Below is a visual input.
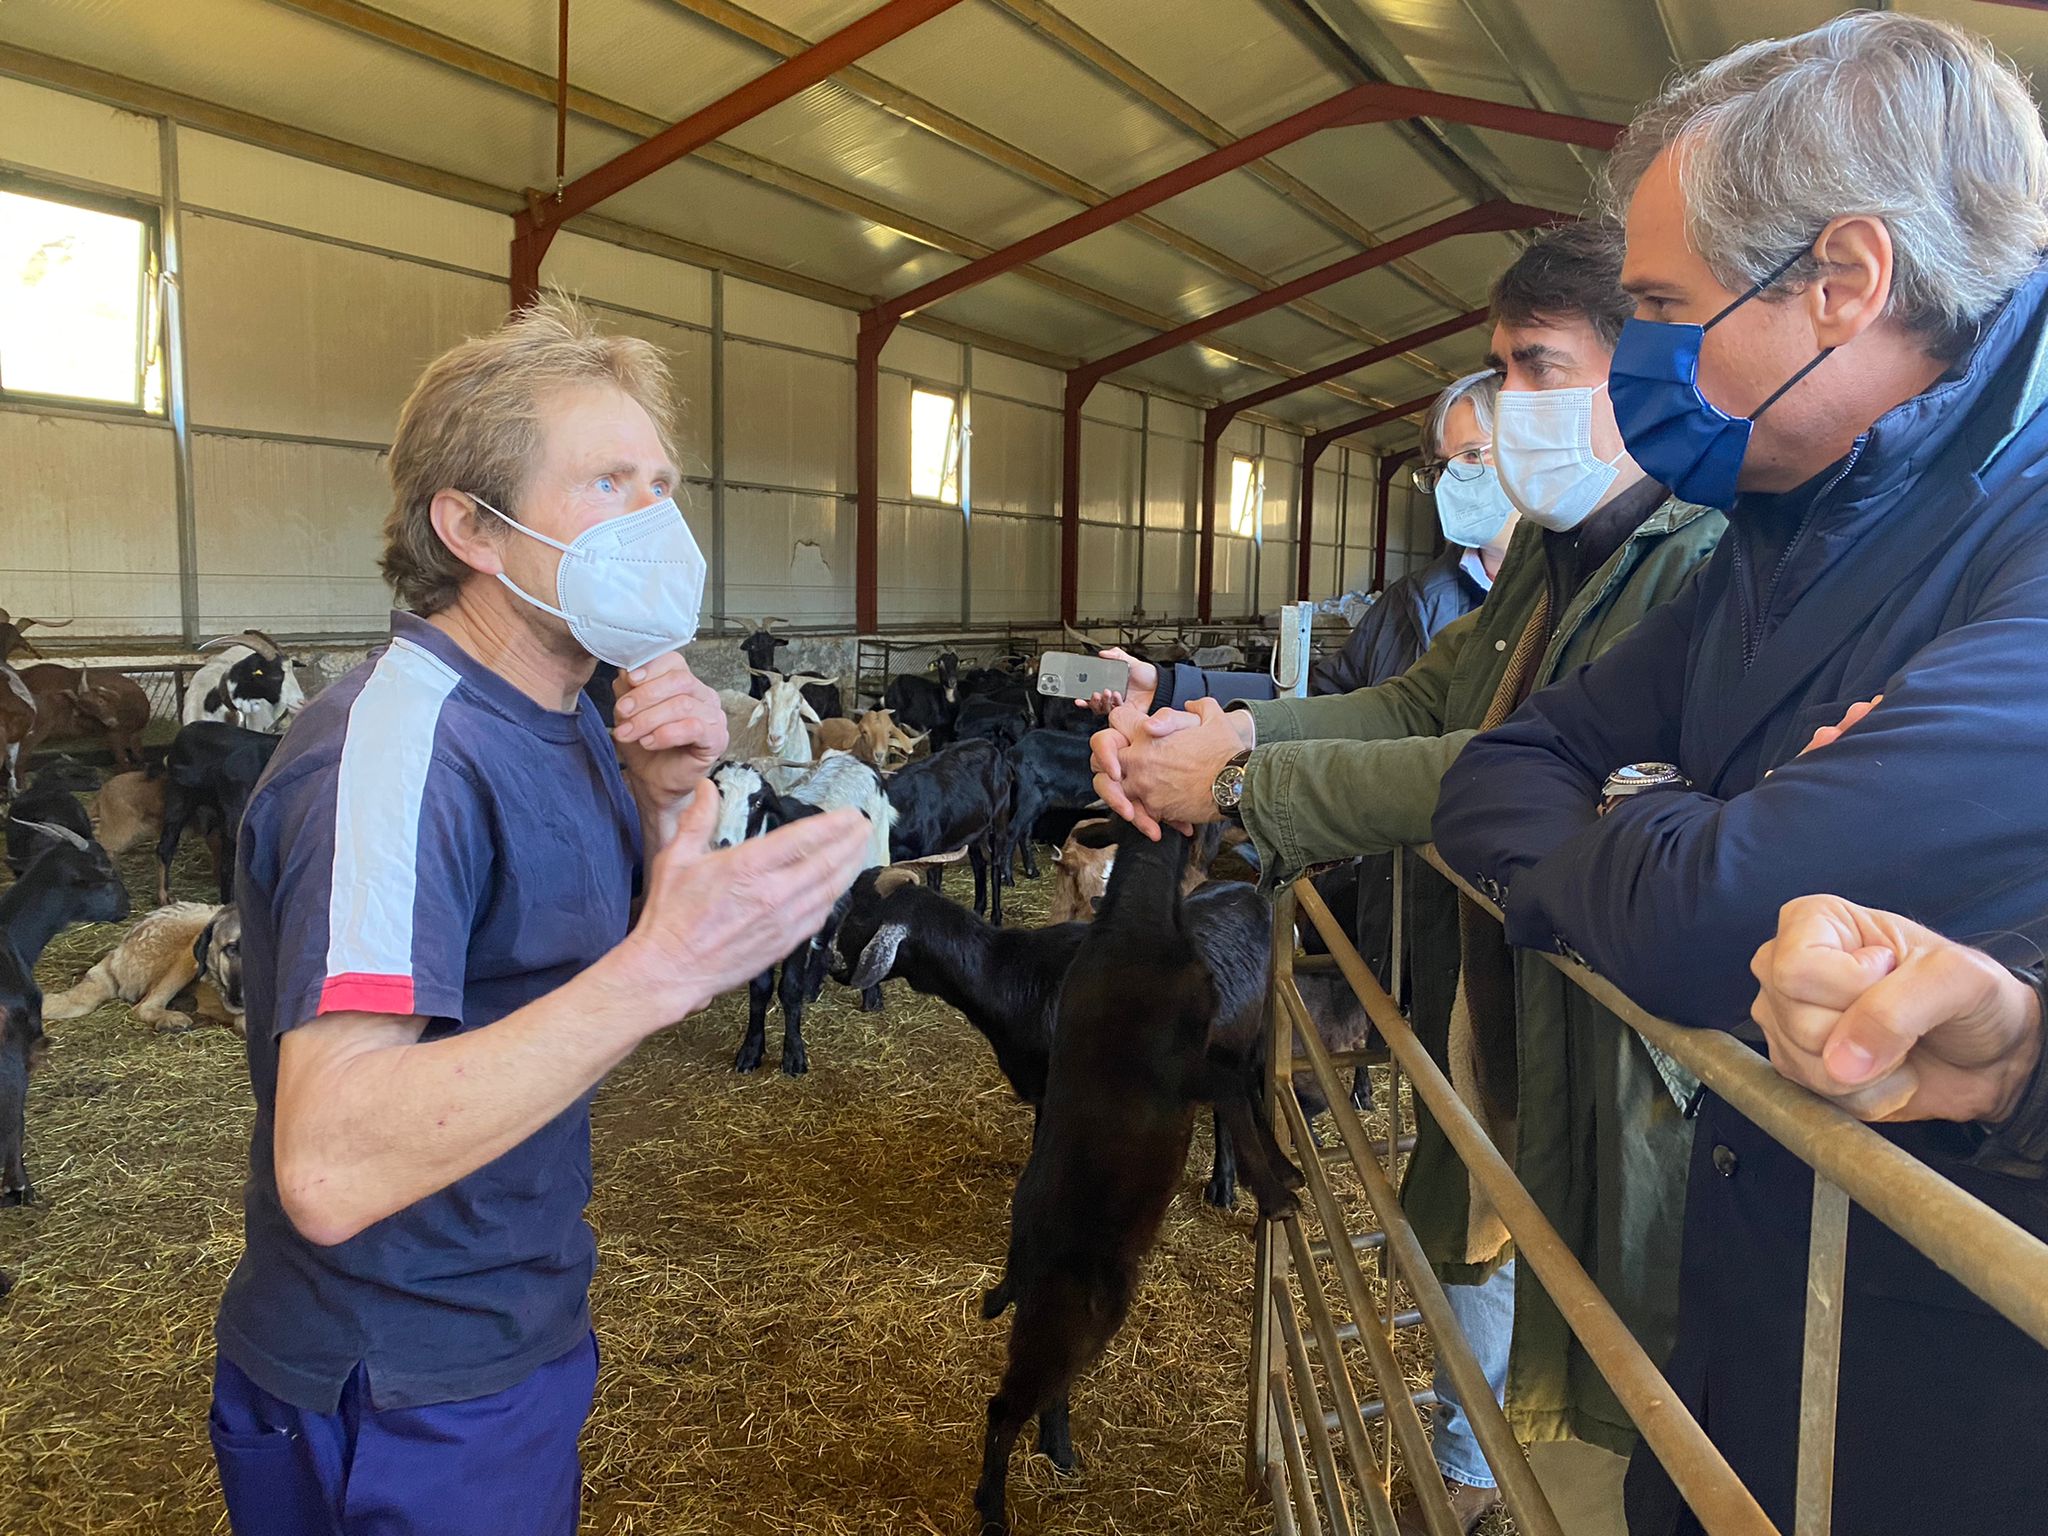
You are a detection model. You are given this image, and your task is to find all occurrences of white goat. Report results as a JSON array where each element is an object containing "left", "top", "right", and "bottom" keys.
[{"left": 725, "top": 670, "right": 828, "bottom": 766}]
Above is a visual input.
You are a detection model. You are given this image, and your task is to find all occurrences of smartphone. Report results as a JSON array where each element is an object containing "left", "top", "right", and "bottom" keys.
[{"left": 1037, "top": 650, "right": 1130, "bottom": 699}]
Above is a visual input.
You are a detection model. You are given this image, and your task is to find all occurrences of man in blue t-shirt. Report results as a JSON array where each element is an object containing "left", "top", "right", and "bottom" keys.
[{"left": 209, "top": 296, "right": 871, "bottom": 1536}]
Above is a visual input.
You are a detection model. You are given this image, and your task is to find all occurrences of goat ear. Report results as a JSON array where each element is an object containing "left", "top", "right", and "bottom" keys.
[
  {"left": 799, "top": 700, "right": 821, "bottom": 725},
  {"left": 2, "top": 665, "right": 34, "bottom": 711}
]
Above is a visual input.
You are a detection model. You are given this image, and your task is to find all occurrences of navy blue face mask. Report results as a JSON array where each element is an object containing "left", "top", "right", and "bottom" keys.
[{"left": 1609, "top": 244, "right": 1836, "bottom": 510}]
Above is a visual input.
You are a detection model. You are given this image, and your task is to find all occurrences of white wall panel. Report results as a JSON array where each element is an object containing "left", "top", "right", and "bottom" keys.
[
  {"left": 1075, "top": 523, "right": 1141, "bottom": 621},
  {"left": 879, "top": 502, "right": 963, "bottom": 624},
  {"left": 1142, "top": 529, "right": 1195, "bottom": 617},
  {"left": 881, "top": 327, "right": 960, "bottom": 386},
  {"left": 0, "top": 78, "right": 159, "bottom": 196},
  {"left": 1079, "top": 419, "right": 1138, "bottom": 526},
  {"left": 726, "top": 278, "right": 854, "bottom": 357},
  {"left": 726, "top": 338, "right": 852, "bottom": 493},
  {"left": 0, "top": 412, "right": 179, "bottom": 633},
  {"left": 1088, "top": 384, "right": 1142, "bottom": 430},
  {"left": 972, "top": 394, "right": 1055, "bottom": 517},
  {"left": 177, "top": 129, "right": 505, "bottom": 275},
  {"left": 541, "top": 231, "right": 712, "bottom": 327},
  {"left": 193, "top": 434, "right": 390, "bottom": 633},
  {"left": 1260, "top": 455, "right": 1298, "bottom": 611},
  {"left": 1212, "top": 534, "right": 1256, "bottom": 618},
  {"left": 973, "top": 350, "right": 1061, "bottom": 409},
  {"left": 182, "top": 214, "right": 505, "bottom": 442},
  {"left": 1148, "top": 399, "right": 1200, "bottom": 440},
  {"left": 1145, "top": 428, "right": 1197, "bottom": 532},
  {"left": 723, "top": 487, "right": 854, "bottom": 626},
  {"left": 969, "top": 515, "right": 1056, "bottom": 623}
]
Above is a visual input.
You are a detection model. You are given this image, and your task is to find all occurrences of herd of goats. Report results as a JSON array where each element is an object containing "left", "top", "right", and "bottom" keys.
[{"left": 0, "top": 610, "right": 1370, "bottom": 1535}]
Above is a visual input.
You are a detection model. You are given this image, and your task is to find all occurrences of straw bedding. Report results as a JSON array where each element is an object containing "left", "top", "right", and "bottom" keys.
[{"left": 0, "top": 827, "right": 1459, "bottom": 1534}]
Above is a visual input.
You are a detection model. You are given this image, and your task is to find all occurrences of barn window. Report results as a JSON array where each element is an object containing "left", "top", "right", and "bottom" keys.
[
  {"left": 0, "top": 183, "right": 162, "bottom": 411},
  {"left": 910, "top": 385, "right": 962, "bottom": 504},
  {"left": 1228, "top": 454, "right": 1263, "bottom": 539}
]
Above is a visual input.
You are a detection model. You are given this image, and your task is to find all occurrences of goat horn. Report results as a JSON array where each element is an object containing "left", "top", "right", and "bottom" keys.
[
  {"left": 238, "top": 629, "right": 285, "bottom": 658},
  {"left": 9, "top": 817, "right": 92, "bottom": 852},
  {"left": 21, "top": 616, "right": 71, "bottom": 631}
]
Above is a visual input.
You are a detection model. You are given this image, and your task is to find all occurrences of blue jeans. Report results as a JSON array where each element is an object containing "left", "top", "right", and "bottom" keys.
[
  {"left": 1431, "top": 1260, "right": 1516, "bottom": 1489},
  {"left": 209, "top": 1332, "right": 598, "bottom": 1536}
]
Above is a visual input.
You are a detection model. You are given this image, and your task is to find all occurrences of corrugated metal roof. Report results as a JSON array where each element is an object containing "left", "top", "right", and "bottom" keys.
[{"left": 6, "top": 0, "right": 2044, "bottom": 448}]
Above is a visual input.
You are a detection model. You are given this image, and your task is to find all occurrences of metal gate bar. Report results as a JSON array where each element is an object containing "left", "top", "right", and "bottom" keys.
[{"left": 1254, "top": 843, "right": 2048, "bottom": 1536}]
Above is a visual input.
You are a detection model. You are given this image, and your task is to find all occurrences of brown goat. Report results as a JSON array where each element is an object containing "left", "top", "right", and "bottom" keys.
[
  {"left": 20, "top": 665, "right": 151, "bottom": 768},
  {"left": 1046, "top": 818, "right": 1218, "bottom": 924},
  {"left": 95, "top": 771, "right": 167, "bottom": 855}
]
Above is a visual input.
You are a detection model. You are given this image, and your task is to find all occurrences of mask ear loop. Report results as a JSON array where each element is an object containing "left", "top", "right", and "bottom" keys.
[
  {"left": 1694, "top": 242, "right": 1834, "bottom": 422},
  {"left": 466, "top": 492, "right": 580, "bottom": 621}
]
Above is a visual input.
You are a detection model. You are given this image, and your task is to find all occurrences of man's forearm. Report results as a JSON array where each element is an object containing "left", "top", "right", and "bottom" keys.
[{"left": 276, "top": 947, "right": 666, "bottom": 1246}]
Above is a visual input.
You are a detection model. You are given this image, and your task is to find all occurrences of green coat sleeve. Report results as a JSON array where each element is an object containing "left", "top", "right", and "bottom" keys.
[
  {"left": 1244, "top": 608, "right": 1477, "bottom": 745},
  {"left": 1236, "top": 612, "right": 1481, "bottom": 890}
]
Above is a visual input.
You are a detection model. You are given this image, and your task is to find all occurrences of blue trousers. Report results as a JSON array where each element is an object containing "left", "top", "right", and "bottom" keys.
[
  {"left": 210, "top": 1333, "right": 598, "bottom": 1536},
  {"left": 1431, "top": 1261, "right": 1516, "bottom": 1489}
]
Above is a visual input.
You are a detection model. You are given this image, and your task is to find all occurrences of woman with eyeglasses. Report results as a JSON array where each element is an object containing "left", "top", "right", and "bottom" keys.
[{"left": 1306, "top": 369, "right": 1515, "bottom": 697}]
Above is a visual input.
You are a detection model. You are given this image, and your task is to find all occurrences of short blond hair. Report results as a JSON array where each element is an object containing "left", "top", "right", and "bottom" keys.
[{"left": 381, "top": 292, "right": 677, "bottom": 615}]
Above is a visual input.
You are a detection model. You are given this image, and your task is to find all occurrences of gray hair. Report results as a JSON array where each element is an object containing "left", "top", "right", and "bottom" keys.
[
  {"left": 1419, "top": 369, "right": 1502, "bottom": 461},
  {"left": 1604, "top": 12, "right": 2048, "bottom": 356}
]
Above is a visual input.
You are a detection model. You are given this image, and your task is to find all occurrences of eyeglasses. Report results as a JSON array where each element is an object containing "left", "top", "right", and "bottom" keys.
[{"left": 1411, "top": 451, "right": 1491, "bottom": 494}]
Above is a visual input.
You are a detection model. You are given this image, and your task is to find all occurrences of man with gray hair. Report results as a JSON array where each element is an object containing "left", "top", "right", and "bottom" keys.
[{"left": 1434, "top": 14, "right": 2048, "bottom": 1532}]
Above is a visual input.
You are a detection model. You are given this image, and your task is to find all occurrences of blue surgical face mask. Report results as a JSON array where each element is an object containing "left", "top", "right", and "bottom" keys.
[
  {"left": 1433, "top": 463, "right": 1516, "bottom": 548},
  {"left": 1609, "top": 244, "right": 1835, "bottom": 510}
]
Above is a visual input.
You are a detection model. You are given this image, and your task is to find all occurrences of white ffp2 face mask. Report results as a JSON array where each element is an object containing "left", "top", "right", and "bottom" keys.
[
  {"left": 470, "top": 493, "right": 707, "bottom": 670},
  {"left": 1493, "top": 384, "right": 1632, "bottom": 532},
  {"left": 1432, "top": 464, "right": 1516, "bottom": 549}
]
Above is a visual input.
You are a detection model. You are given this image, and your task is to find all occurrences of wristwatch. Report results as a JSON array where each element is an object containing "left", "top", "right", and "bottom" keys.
[
  {"left": 1212, "top": 749, "right": 1252, "bottom": 823},
  {"left": 1598, "top": 762, "right": 1692, "bottom": 817}
]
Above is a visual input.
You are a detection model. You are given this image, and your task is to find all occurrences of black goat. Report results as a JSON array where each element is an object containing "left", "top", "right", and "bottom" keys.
[
  {"left": 156, "top": 722, "right": 282, "bottom": 906},
  {"left": 740, "top": 628, "right": 789, "bottom": 698},
  {"left": 971, "top": 825, "right": 1299, "bottom": 1536},
  {"left": 830, "top": 854, "right": 1302, "bottom": 1211},
  {"left": 956, "top": 693, "right": 1033, "bottom": 753},
  {"left": 6, "top": 758, "right": 97, "bottom": 875},
  {"left": 884, "top": 649, "right": 961, "bottom": 747},
  {"left": 885, "top": 738, "right": 1010, "bottom": 927},
  {"left": 1004, "top": 730, "right": 1097, "bottom": 880},
  {"left": 1032, "top": 694, "right": 1098, "bottom": 735},
  {"left": 1, "top": 826, "right": 131, "bottom": 1218}
]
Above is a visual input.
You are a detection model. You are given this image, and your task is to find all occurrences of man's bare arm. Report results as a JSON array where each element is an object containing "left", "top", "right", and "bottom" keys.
[{"left": 274, "top": 788, "right": 871, "bottom": 1245}]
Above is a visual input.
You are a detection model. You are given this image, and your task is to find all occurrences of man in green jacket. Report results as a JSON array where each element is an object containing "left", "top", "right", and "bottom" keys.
[{"left": 1093, "top": 221, "right": 1724, "bottom": 1531}]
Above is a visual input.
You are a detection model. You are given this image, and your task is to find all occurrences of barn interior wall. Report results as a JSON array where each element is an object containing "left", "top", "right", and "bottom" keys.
[{"left": 5, "top": 74, "right": 1357, "bottom": 646}]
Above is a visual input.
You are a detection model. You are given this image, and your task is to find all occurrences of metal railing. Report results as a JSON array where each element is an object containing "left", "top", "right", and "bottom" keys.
[{"left": 1249, "top": 846, "right": 2048, "bottom": 1536}]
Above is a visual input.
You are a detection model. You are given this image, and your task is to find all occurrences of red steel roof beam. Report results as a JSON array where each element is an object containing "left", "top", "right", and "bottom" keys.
[
  {"left": 510, "top": 0, "right": 969, "bottom": 308},
  {"left": 870, "top": 86, "right": 1618, "bottom": 332},
  {"left": 1075, "top": 201, "right": 1560, "bottom": 398}
]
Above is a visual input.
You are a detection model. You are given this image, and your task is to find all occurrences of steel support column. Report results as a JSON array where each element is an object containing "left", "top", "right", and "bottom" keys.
[
  {"left": 855, "top": 315, "right": 888, "bottom": 633},
  {"left": 1197, "top": 412, "right": 1228, "bottom": 622},
  {"left": 1059, "top": 374, "right": 1088, "bottom": 626},
  {"left": 509, "top": 0, "right": 968, "bottom": 308},
  {"left": 1297, "top": 436, "right": 1334, "bottom": 602}
]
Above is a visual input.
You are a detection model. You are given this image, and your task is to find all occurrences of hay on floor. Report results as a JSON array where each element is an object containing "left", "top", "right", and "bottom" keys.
[{"left": 0, "top": 827, "right": 1468, "bottom": 1535}]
